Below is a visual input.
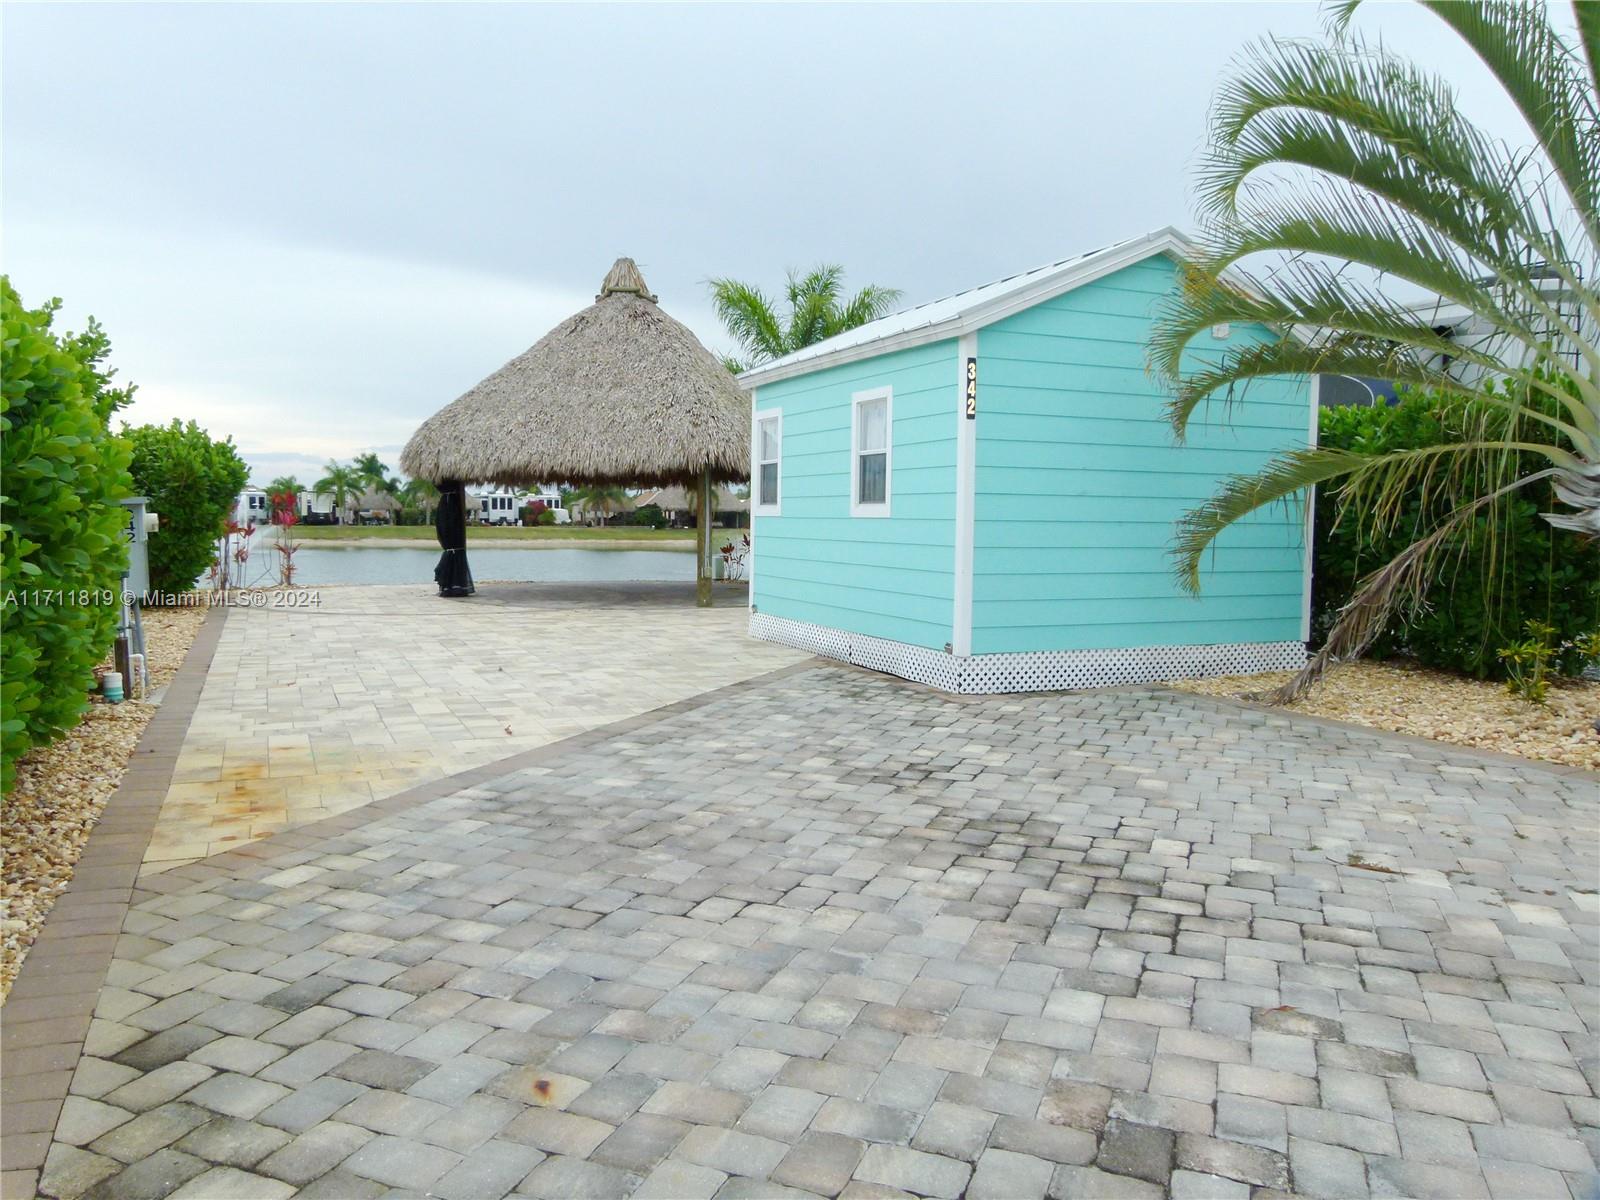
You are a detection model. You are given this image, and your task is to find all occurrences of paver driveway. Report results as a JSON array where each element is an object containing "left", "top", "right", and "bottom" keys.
[
  {"left": 143, "top": 583, "right": 805, "bottom": 871},
  {"left": 38, "top": 663, "right": 1599, "bottom": 1200}
]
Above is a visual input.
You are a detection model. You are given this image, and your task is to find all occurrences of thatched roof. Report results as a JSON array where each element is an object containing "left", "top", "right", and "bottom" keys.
[
  {"left": 637, "top": 485, "right": 749, "bottom": 514},
  {"left": 402, "top": 259, "right": 749, "bottom": 489}
]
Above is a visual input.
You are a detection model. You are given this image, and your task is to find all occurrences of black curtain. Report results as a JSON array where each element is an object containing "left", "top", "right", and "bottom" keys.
[{"left": 434, "top": 481, "right": 475, "bottom": 597}]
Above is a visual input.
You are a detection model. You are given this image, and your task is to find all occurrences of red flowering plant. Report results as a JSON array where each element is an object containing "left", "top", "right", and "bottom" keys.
[
  {"left": 270, "top": 491, "right": 301, "bottom": 587},
  {"left": 214, "top": 518, "right": 255, "bottom": 594},
  {"left": 719, "top": 531, "right": 751, "bottom": 581}
]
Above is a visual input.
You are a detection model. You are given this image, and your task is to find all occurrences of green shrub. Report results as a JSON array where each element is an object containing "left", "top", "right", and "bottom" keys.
[
  {"left": 536, "top": 508, "right": 557, "bottom": 526},
  {"left": 632, "top": 503, "right": 666, "bottom": 529},
  {"left": 1314, "top": 387, "right": 1599, "bottom": 679},
  {"left": 1, "top": 279, "right": 134, "bottom": 792},
  {"left": 124, "top": 420, "right": 249, "bottom": 594}
]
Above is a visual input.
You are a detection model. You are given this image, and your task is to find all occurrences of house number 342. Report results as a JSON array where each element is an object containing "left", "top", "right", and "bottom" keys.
[{"left": 965, "top": 357, "right": 977, "bottom": 419}]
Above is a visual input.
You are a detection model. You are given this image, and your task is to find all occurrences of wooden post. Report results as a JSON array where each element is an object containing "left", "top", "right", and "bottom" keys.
[{"left": 696, "top": 469, "right": 713, "bottom": 608}]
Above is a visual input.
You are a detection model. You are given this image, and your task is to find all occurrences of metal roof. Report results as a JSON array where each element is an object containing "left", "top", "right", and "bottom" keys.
[{"left": 736, "top": 226, "right": 1199, "bottom": 389}]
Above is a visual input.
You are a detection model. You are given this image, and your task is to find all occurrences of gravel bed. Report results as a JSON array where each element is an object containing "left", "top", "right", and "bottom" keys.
[
  {"left": 1, "top": 604, "right": 207, "bottom": 1002},
  {"left": 1169, "top": 658, "right": 1600, "bottom": 771}
]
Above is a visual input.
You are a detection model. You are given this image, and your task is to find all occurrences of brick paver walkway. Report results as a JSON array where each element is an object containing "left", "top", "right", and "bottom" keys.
[
  {"left": 143, "top": 583, "right": 806, "bottom": 871},
  {"left": 33, "top": 664, "right": 1600, "bottom": 1200}
]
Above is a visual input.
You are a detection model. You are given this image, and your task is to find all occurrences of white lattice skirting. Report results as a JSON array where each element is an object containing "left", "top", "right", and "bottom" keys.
[{"left": 750, "top": 612, "right": 1306, "bottom": 695}]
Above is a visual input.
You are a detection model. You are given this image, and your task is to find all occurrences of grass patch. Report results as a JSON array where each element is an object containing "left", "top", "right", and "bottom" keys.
[{"left": 294, "top": 525, "right": 696, "bottom": 543}]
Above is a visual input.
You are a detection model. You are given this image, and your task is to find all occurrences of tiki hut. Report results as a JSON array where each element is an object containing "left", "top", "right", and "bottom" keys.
[{"left": 401, "top": 258, "right": 749, "bottom": 605}]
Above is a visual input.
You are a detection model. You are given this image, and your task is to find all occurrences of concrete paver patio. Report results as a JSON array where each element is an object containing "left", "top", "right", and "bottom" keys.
[
  {"left": 26, "top": 658, "right": 1598, "bottom": 1199},
  {"left": 142, "top": 583, "right": 807, "bottom": 871}
]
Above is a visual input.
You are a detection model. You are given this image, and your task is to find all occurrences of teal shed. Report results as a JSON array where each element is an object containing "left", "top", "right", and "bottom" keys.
[{"left": 737, "top": 228, "right": 1314, "bottom": 694}]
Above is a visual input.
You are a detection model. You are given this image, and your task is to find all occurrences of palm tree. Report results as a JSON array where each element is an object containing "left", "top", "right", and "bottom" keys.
[
  {"left": 266, "top": 475, "right": 302, "bottom": 497},
  {"left": 1150, "top": 0, "right": 1598, "bottom": 700},
  {"left": 315, "top": 461, "right": 364, "bottom": 524},
  {"left": 571, "top": 484, "right": 628, "bottom": 525},
  {"left": 352, "top": 452, "right": 391, "bottom": 491},
  {"left": 709, "top": 266, "right": 903, "bottom": 373},
  {"left": 399, "top": 478, "right": 439, "bottom": 524}
]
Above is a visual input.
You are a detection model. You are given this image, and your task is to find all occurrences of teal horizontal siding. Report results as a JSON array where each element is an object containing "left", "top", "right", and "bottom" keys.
[
  {"left": 972, "top": 253, "right": 1309, "bottom": 656},
  {"left": 750, "top": 340, "right": 957, "bottom": 649}
]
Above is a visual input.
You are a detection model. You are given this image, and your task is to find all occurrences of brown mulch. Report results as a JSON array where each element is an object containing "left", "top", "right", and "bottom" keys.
[
  {"left": 1168, "top": 659, "right": 1600, "bottom": 772},
  {"left": 1, "top": 604, "right": 208, "bottom": 1003}
]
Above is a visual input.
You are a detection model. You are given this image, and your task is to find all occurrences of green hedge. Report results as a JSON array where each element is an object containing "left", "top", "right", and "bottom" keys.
[
  {"left": 1, "top": 280, "right": 134, "bottom": 792},
  {"left": 125, "top": 420, "right": 249, "bottom": 595},
  {"left": 1313, "top": 389, "right": 1600, "bottom": 679}
]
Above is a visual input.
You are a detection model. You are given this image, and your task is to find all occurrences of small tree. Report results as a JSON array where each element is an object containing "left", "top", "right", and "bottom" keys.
[{"left": 124, "top": 419, "right": 248, "bottom": 597}]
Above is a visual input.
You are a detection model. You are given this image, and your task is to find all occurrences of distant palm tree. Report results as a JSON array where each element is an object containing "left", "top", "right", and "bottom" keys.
[
  {"left": 352, "top": 452, "right": 391, "bottom": 491},
  {"left": 399, "top": 478, "right": 439, "bottom": 524},
  {"left": 1150, "top": 0, "right": 1598, "bottom": 700},
  {"left": 709, "top": 266, "right": 903, "bottom": 373},
  {"left": 675, "top": 483, "right": 722, "bottom": 525},
  {"left": 315, "top": 461, "right": 363, "bottom": 524},
  {"left": 572, "top": 484, "right": 628, "bottom": 525},
  {"left": 376, "top": 475, "right": 406, "bottom": 521},
  {"left": 266, "top": 475, "right": 302, "bottom": 496}
]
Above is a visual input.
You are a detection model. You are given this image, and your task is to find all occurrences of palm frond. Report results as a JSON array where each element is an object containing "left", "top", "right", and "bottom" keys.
[
  {"left": 1153, "top": 260, "right": 1596, "bottom": 449},
  {"left": 1577, "top": 0, "right": 1600, "bottom": 103},
  {"left": 785, "top": 265, "right": 845, "bottom": 314},
  {"left": 1272, "top": 467, "right": 1559, "bottom": 700},
  {"left": 709, "top": 265, "right": 900, "bottom": 366},
  {"left": 1173, "top": 446, "right": 1369, "bottom": 594},
  {"left": 1415, "top": 1, "right": 1599, "bottom": 231},
  {"left": 834, "top": 285, "right": 904, "bottom": 334},
  {"left": 1195, "top": 26, "right": 1600, "bottom": 386},
  {"left": 708, "top": 278, "right": 786, "bottom": 366},
  {"left": 786, "top": 278, "right": 838, "bottom": 353}
]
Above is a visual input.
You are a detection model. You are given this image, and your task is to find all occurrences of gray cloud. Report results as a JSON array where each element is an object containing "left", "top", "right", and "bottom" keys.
[{"left": 2, "top": 3, "right": 1540, "bottom": 482}]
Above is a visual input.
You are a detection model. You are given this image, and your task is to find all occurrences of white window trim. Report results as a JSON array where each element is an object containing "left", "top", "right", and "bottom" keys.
[
  {"left": 752, "top": 407, "right": 782, "bottom": 517},
  {"left": 850, "top": 386, "right": 892, "bottom": 518}
]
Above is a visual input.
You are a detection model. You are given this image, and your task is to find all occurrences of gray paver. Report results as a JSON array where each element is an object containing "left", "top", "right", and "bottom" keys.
[
  {"left": 256, "top": 1121, "right": 373, "bottom": 1186},
  {"left": 341, "top": 1134, "right": 462, "bottom": 1187},
  {"left": 1096, "top": 1119, "right": 1174, "bottom": 1185},
  {"left": 772, "top": 1131, "right": 866, "bottom": 1196},
  {"left": 167, "top": 1166, "right": 293, "bottom": 1199},
  {"left": 172, "top": 1116, "right": 290, "bottom": 1168},
  {"left": 520, "top": 1154, "right": 643, "bottom": 1199},
  {"left": 431, "top": 1139, "right": 546, "bottom": 1200},
  {"left": 854, "top": 1145, "right": 971, "bottom": 1199},
  {"left": 88, "top": 1102, "right": 212, "bottom": 1164},
  {"left": 969, "top": 1148, "right": 1054, "bottom": 1200},
  {"left": 29, "top": 666, "right": 1599, "bottom": 1200},
  {"left": 80, "top": 1148, "right": 207, "bottom": 1200}
]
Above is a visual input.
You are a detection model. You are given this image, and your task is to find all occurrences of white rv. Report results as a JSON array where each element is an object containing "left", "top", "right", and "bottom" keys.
[
  {"left": 297, "top": 491, "right": 339, "bottom": 525},
  {"left": 470, "top": 485, "right": 569, "bottom": 526},
  {"left": 233, "top": 489, "right": 271, "bottom": 527}
]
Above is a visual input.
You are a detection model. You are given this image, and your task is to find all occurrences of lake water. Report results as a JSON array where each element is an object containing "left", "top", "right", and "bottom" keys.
[{"left": 277, "top": 545, "right": 694, "bottom": 586}]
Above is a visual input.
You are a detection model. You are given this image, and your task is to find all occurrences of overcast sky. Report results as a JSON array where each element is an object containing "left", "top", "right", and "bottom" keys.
[{"left": 2, "top": 2, "right": 1543, "bottom": 484}]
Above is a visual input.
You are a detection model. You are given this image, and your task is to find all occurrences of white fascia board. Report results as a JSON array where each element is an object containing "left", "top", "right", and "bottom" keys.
[{"left": 738, "top": 228, "right": 1201, "bottom": 390}]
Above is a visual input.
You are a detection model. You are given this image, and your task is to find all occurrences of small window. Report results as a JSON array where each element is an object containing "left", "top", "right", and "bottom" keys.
[
  {"left": 851, "top": 387, "right": 891, "bottom": 517},
  {"left": 753, "top": 409, "right": 781, "bottom": 516}
]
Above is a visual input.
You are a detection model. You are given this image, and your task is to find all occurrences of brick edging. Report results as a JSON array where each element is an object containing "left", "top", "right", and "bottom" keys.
[
  {"left": 1148, "top": 686, "right": 1600, "bottom": 783},
  {"left": 0, "top": 603, "right": 229, "bottom": 1191}
]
